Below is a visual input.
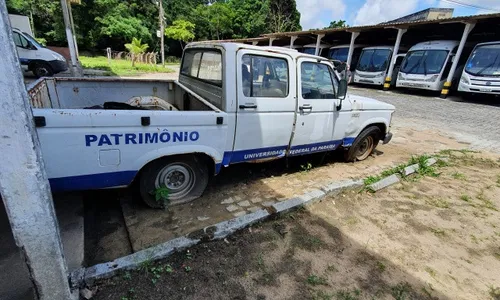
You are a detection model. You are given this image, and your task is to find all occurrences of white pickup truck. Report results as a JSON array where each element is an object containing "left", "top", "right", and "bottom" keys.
[{"left": 28, "top": 42, "right": 395, "bottom": 208}]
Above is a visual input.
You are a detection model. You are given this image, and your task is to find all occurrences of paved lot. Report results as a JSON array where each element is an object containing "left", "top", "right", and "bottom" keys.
[{"left": 349, "top": 85, "right": 500, "bottom": 153}]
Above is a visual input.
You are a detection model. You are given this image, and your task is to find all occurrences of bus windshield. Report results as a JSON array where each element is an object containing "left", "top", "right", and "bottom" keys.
[
  {"left": 356, "top": 49, "right": 391, "bottom": 72},
  {"left": 328, "top": 48, "right": 349, "bottom": 62},
  {"left": 465, "top": 44, "right": 500, "bottom": 76},
  {"left": 302, "top": 48, "right": 316, "bottom": 55},
  {"left": 400, "top": 50, "right": 448, "bottom": 75}
]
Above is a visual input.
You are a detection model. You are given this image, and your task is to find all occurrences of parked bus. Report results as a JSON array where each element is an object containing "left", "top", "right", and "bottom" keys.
[
  {"left": 300, "top": 43, "right": 331, "bottom": 57},
  {"left": 328, "top": 44, "right": 365, "bottom": 82},
  {"left": 397, "top": 40, "right": 459, "bottom": 91},
  {"left": 353, "top": 46, "right": 406, "bottom": 87},
  {"left": 458, "top": 41, "right": 500, "bottom": 95}
]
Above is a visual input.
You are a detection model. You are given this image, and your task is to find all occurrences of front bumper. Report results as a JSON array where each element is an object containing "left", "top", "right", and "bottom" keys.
[
  {"left": 48, "top": 60, "right": 69, "bottom": 73},
  {"left": 383, "top": 132, "right": 393, "bottom": 145}
]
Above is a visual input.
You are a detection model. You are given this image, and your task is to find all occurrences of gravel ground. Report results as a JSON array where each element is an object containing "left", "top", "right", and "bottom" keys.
[{"left": 348, "top": 86, "right": 500, "bottom": 153}]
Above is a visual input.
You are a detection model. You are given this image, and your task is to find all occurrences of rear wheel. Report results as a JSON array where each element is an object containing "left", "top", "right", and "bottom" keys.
[
  {"left": 139, "top": 156, "right": 209, "bottom": 208},
  {"left": 33, "top": 63, "right": 54, "bottom": 78},
  {"left": 344, "top": 126, "right": 381, "bottom": 162}
]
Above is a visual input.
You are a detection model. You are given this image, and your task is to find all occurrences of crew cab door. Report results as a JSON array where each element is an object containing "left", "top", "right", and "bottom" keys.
[
  {"left": 289, "top": 58, "right": 342, "bottom": 156},
  {"left": 231, "top": 49, "right": 296, "bottom": 163}
]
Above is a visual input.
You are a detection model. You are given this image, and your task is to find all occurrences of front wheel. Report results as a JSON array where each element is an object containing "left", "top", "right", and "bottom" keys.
[
  {"left": 344, "top": 126, "right": 381, "bottom": 162},
  {"left": 139, "top": 156, "right": 209, "bottom": 208},
  {"left": 33, "top": 63, "right": 54, "bottom": 78}
]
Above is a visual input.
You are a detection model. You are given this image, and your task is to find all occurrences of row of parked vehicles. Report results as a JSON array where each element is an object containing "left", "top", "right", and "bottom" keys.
[{"left": 294, "top": 40, "right": 500, "bottom": 95}]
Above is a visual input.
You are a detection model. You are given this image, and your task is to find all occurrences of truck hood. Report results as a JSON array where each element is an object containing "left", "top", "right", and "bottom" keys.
[{"left": 346, "top": 94, "right": 395, "bottom": 111}]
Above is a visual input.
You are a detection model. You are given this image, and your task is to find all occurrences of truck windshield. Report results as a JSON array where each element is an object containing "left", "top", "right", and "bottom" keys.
[
  {"left": 356, "top": 49, "right": 391, "bottom": 72},
  {"left": 22, "top": 32, "right": 44, "bottom": 49},
  {"left": 328, "top": 48, "right": 349, "bottom": 62},
  {"left": 400, "top": 50, "right": 448, "bottom": 75},
  {"left": 465, "top": 44, "right": 500, "bottom": 76}
]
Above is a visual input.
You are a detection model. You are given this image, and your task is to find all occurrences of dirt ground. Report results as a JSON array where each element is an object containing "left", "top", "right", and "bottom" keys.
[
  {"left": 91, "top": 150, "right": 500, "bottom": 300},
  {"left": 116, "top": 124, "right": 465, "bottom": 255}
]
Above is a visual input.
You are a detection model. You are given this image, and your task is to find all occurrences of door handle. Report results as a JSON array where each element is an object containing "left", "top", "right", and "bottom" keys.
[
  {"left": 239, "top": 104, "right": 257, "bottom": 109},
  {"left": 299, "top": 104, "right": 313, "bottom": 111}
]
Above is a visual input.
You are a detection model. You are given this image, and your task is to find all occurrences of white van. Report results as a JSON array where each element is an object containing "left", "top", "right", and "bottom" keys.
[
  {"left": 397, "top": 40, "right": 459, "bottom": 91},
  {"left": 12, "top": 28, "right": 68, "bottom": 77},
  {"left": 300, "top": 43, "right": 331, "bottom": 57},
  {"left": 354, "top": 46, "right": 406, "bottom": 87},
  {"left": 459, "top": 41, "right": 500, "bottom": 95}
]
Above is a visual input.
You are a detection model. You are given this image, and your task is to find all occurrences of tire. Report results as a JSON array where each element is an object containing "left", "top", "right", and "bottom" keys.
[
  {"left": 33, "top": 63, "right": 54, "bottom": 78},
  {"left": 344, "top": 126, "right": 381, "bottom": 162},
  {"left": 139, "top": 155, "right": 209, "bottom": 208}
]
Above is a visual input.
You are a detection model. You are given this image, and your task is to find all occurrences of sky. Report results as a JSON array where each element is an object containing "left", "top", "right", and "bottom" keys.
[{"left": 295, "top": 0, "right": 500, "bottom": 30}]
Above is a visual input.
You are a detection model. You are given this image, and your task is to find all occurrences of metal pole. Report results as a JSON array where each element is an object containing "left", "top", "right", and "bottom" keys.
[
  {"left": 314, "top": 34, "right": 324, "bottom": 56},
  {"left": 384, "top": 28, "right": 407, "bottom": 91},
  {"left": 252, "top": 41, "right": 258, "bottom": 46},
  {"left": 346, "top": 31, "right": 360, "bottom": 69},
  {"left": 0, "top": 2, "right": 74, "bottom": 299},
  {"left": 269, "top": 37, "right": 275, "bottom": 46},
  {"left": 160, "top": 0, "right": 165, "bottom": 67},
  {"left": 441, "top": 22, "right": 475, "bottom": 98},
  {"left": 60, "top": 0, "right": 80, "bottom": 76},
  {"left": 289, "top": 35, "right": 297, "bottom": 49},
  {"left": 67, "top": 2, "right": 79, "bottom": 57}
]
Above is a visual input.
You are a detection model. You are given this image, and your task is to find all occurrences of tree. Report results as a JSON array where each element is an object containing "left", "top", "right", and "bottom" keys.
[
  {"left": 164, "top": 20, "right": 195, "bottom": 49},
  {"left": 325, "top": 20, "right": 347, "bottom": 29},
  {"left": 193, "top": 2, "right": 234, "bottom": 40},
  {"left": 124, "top": 37, "right": 149, "bottom": 66},
  {"left": 228, "top": 0, "right": 270, "bottom": 38},
  {"left": 268, "top": 0, "right": 301, "bottom": 33}
]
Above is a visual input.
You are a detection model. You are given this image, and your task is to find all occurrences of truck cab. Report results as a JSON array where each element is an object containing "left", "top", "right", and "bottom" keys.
[
  {"left": 29, "top": 42, "right": 394, "bottom": 208},
  {"left": 12, "top": 28, "right": 68, "bottom": 77}
]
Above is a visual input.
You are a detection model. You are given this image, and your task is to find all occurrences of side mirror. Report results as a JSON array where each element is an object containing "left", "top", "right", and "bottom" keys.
[{"left": 338, "top": 79, "right": 348, "bottom": 100}]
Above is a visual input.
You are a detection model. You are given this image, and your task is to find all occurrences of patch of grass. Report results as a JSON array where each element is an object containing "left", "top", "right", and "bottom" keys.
[
  {"left": 122, "top": 271, "right": 132, "bottom": 280},
  {"left": 425, "top": 197, "right": 450, "bottom": 209},
  {"left": 381, "top": 163, "right": 407, "bottom": 178},
  {"left": 477, "top": 191, "right": 498, "bottom": 211},
  {"left": 470, "top": 234, "right": 479, "bottom": 244},
  {"left": 335, "top": 289, "right": 360, "bottom": 300},
  {"left": 391, "top": 282, "right": 414, "bottom": 300},
  {"left": 430, "top": 228, "right": 446, "bottom": 237},
  {"left": 376, "top": 261, "right": 386, "bottom": 272},
  {"left": 307, "top": 274, "right": 328, "bottom": 286},
  {"left": 311, "top": 290, "right": 333, "bottom": 300},
  {"left": 326, "top": 264, "right": 338, "bottom": 273},
  {"left": 460, "top": 194, "right": 471, "bottom": 202},
  {"left": 451, "top": 172, "right": 467, "bottom": 180},
  {"left": 300, "top": 162, "right": 313, "bottom": 172},
  {"left": 291, "top": 227, "right": 326, "bottom": 252},
  {"left": 496, "top": 175, "right": 500, "bottom": 187},
  {"left": 425, "top": 267, "right": 437, "bottom": 278},
  {"left": 80, "top": 56, "right": 175, "bottom": 76},
  {"left": 489, "top": 286, "right": 500, "bottom": 300},
  {"left": 364, "top": 175, "right": 382, "bottom": 186},
  {"left": 493, "top": 251, "right": 500, "bottom": 261}
]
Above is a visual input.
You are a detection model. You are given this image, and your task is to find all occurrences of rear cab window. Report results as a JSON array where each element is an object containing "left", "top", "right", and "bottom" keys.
[{"left": 180, "top": 48, "right": 223, "bottom": 109}]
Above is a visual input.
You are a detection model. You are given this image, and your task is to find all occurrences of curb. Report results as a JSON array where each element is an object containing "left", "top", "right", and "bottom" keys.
[
  {"left": 71, "top": 179, "right": 362, "bottom": 288},
  {"left": 368, "top": 157, "right": 438, "bottom": 192}
]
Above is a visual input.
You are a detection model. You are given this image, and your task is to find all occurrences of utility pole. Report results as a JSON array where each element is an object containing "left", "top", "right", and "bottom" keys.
[
  {"left": 159, "top": 0, "right": 165, "bottom": 66},
  {"left": 60, "top": 0, "right": 82, "bottom": 76},
  {"left": 0, "top": 1, "right": 74, "bottom": 299}
]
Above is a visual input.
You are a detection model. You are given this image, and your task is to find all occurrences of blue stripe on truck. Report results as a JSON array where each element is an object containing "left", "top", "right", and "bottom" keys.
[{"left": 49, "top": 170, "right": 137, "bottom": 192}]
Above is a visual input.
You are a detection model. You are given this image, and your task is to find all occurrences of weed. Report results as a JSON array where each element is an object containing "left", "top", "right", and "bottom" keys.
[
  {"left": 164, "top": 264, "right": 173, "bottom": 273},
  {"left": 493, "top": 252, "right": 500, "bottom": 261},
  {"left": 300, "top": 162, "right": 313, "bottom": 172},
  {"left": 257, "top": 272, "right": 275, "bottom": 285},
  {"left": 496, "top": 175, "right": 500, "bottom": 187},
  {"left": 336, "top": 289, "right": 360, "bottom": 300},
  {"left": 425, "top": 267, "right": 437, "bottom": 278},
  {"left": 122, "top": 271, "right": 132, "bottom": 280},
  {"left": 460, "top": 194, "right": 471, "bottom": 202},
  {"left": 425, "top": 198, "right": 450, "bottom": 209},
  {"left": 307, "top": 274, "right": 328, "bottom": 286},
  {"left": 311, "top": 290, "right": 333, "bottom": 300},
  {"left": 364, "top": 175, "right": 382, "bottom": 186},
  {"left": 452, "top": 172, "right": 467, "bottom": 180},
  {"left": 376, "top": 261, "right": 386, "bottom": 272},
  {"left": 477, "top": 191, "right": 498, "bottom": 211},
  {"left": 326, "top": 264, "right": 338, "bottom": 273},
  {"left": 489, "top": 286, "right": 500, "bottom": 300},
  {"left": 381, "top": 164, "right": 406, "bottom": 178},
  {"left": 391, "top": 282, "right": 413, "bottom": 300},
  {"left": 185, "top": 250, "right": 193, "bottom": 260},
  {"left": 184, "top": 266, "right": 192, "bottom": 272},
  {"left": 470, "top": 234, "right": 479, "bottom": 244},
  {"left": 436, "top": 159, "right": 449, "bottom": 167},
  {"left": 139, "top": 259, "right": 153, "bottom": 274},
  {"left": 430, "top": 228, "right": 446, "bottom": 237},
  {"left": 154, "top": 185, "right": 170, "bottom": 208}
]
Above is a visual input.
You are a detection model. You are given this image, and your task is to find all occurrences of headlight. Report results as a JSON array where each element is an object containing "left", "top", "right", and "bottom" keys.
[
  {"left": 51, "top": 53, "right": 65, "bottom": 61},
  {"left": 425, "top": 75, "right": 439, "bottom": 82},
  {"left": 460, "top": 74, "right": 470, "bottom": 85}
]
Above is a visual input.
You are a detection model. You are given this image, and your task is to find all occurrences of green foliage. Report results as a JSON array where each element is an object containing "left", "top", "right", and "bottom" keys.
[
  {"left": 124, "top": 38, "right": 149, "bottom": 55},
  {"left": 326, "top": 20, "right": 347, "bottom": 29},
  {"left": 80, "top": 56, "right": 174, "bottom": 76},
  {"left": 306, "top": 274, "right": 328, "bottom": 286},
  {"left": 164, "top": 20, "right": 196, "bottom": 48},
  {"left": 154, "top": 185, "right": 170, "bottom": 208}
]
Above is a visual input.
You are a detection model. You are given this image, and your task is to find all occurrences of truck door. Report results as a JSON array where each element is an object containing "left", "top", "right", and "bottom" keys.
[
  {"left": 231, "top": 49, "right": 296, "bottom": 163},
  {"left": 289, "top": 58, "right": 342, "bottom": 156},
  {"left": 12, "top": 31, "right": 32, "bottom": 72}
]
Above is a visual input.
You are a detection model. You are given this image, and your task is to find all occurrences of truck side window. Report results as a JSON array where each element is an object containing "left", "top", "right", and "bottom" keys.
[
  {"left": 13, "top": 32, "right": 29, "bottom": 48},
  {"left": 241, "top": 54, "right": 289, "bottom": 98},
  {"left": 301, "top": 62, "right": 337, "bottom": 99},
  {"left": 181, "top": 49, "right": 222, "bottom": 87}
]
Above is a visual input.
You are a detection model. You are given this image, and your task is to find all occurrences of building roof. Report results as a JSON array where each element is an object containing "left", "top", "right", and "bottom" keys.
[{"left": 383, "top": 7, "right": 454, "bottom": 24}]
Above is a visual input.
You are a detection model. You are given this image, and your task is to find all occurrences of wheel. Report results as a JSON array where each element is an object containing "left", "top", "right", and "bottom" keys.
[
  {"left": 344, "top": 126, "right": 381, "bottom": 162},
  {"left": 139, "top": 156, "right": 209, "bottom": 208},
  {"left": 33, "top": 63, "right": 54, "bottom": 78}
]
